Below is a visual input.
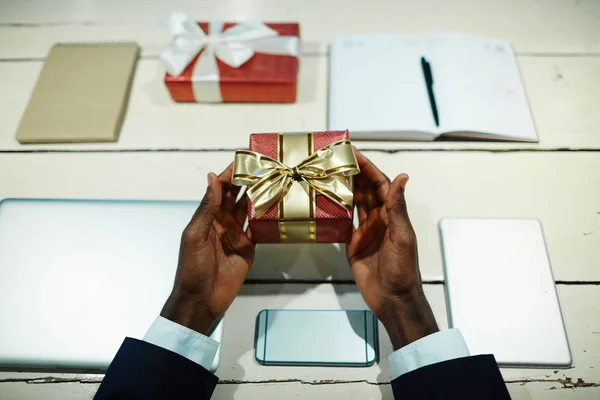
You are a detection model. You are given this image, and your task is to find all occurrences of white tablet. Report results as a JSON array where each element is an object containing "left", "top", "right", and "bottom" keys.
[{"left": 440, "top": 218, "right": 571, "bottom": 367}]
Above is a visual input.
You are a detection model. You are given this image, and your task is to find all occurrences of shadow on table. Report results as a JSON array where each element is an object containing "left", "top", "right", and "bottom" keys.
[
  {"left": 249, "top": 242, "right": 350, "bottom": 281},
  {"left": 215, "top": 284, "right": 392, "bottom": 399},
  {"left": 333, "top": 284, "right": 393, "bottom": 399},
  {"left": 216, "top": 196, "right": 434, "bottom": 398}
]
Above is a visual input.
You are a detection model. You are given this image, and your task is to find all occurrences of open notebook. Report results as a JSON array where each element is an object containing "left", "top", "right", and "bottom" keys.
[{"left": 329, "top": 33, "right": 537, "bottom": 142}]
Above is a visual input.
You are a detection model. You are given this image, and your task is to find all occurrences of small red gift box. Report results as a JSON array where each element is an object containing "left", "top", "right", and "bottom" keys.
[
  {"left": 232, "top": 130, "right": 360, "bottom": 244},
  {"left": 160, "top": 12, "right": 300, "bottom": 103}
]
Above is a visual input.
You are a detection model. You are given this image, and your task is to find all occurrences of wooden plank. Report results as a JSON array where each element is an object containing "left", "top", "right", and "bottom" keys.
[
  {"left": 0, "top": 56, "right": 327, "bottom": 151},
  {"left": 506, "top": 383, "right": 600, "bottom": 399},
  {"left": 0, "top": 381, "right": 598, "bottom": 400},
  {"left": 215, "top": 283, "right": 446, "bottom": 383},
  {"left": 0, "top": 284, "right": 598, "bottom": 399},
  {"left": 500, "top": 285, "right": 600, "bottom": 384},
  {"left": 0, "top": 151, "right": 598, "bottom": 281},
  {"left": 1, "top": 0, "right": 600, "bottom": 58},
  {"left": 0, "top": 381, "right": 99, "bottom": 399},
  {"left": 199, "top": 284, "right": 600, "bottom": 385},
  {"left": 0, "top": 381, "right": 597, "bottom": 400},
  {"left": 1, "top": 56, "right": 600, "bottom": 151}
]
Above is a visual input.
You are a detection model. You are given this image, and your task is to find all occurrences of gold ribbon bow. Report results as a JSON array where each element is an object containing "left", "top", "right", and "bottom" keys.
[{"left": 232, "top": 136, "right": 360, "bottom": 242}]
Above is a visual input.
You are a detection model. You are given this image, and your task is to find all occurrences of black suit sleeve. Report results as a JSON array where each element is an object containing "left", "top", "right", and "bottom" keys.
[
  {"left": 391, "top": 355, "right": 511, "bottom": 400},
  {"left": 94, "top": 337, "right": 218, "bottom": 400}
]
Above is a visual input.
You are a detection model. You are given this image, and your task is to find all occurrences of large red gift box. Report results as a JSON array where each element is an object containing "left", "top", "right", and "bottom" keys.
[{"left": 163, "top": 20, "right": 300, "bottom": 103}]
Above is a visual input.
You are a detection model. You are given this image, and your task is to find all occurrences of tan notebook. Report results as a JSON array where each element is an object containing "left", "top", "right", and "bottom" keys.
[{"left": 16, "top": 43, "right": 139, "bottom": 144}]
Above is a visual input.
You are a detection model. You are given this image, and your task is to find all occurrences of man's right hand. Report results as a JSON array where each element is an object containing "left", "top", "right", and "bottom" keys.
[
  {"left": 347, "top": 150, "right": 439, "bottom": 350},
  {"left": 161, "top": 164, "right": 255, "bottom": 336}
]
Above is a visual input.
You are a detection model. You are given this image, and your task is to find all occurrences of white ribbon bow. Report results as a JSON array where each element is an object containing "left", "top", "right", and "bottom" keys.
[{"left": 160, "top": 11, "right": 300, "bottom": 102}]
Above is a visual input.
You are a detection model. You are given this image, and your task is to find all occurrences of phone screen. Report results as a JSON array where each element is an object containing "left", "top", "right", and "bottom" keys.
[{"left": 254, "top": 309, "right": 378, "bottom": 366}]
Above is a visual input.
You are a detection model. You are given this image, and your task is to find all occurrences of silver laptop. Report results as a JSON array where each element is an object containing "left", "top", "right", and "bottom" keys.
[
  {"left": 440, "top": 218, "right": 571, "bottom": 367},
  {"left": 0, "top": 199, "right": 222, "bottom": 371}
]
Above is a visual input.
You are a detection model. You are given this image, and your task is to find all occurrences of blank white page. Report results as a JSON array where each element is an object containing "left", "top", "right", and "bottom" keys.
[
  {"left": 432, "top": 34, "right": 537, "bottom": 141},
  {"left": 440, "top": 218, "right": 571, "bottom": 367},
  {"left": 329, "top": 35, "right": 438, "bottom": 140}
]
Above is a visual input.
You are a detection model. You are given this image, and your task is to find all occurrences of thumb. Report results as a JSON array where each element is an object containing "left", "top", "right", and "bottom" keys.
[
  {"left": 187, "top": 173, "right": 222, "bottom": 241},
  {"left": 384, "top": 174, "right": 413, "bottom": 238}
]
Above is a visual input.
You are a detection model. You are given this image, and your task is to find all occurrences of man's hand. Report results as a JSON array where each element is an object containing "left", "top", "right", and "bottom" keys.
[
  {"left": 161, "top": 164, "right": 254, "bottom": 335},
  {"left": 347, "top": 150, "right": 439, "bottom": 350}
]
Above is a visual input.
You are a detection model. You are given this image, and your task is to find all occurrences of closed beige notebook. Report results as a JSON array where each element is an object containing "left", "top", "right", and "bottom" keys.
[{"left": 17, "top": 43, "right": 139, "bottom": 144}]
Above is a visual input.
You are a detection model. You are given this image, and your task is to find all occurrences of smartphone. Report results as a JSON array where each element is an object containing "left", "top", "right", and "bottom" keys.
[{"left": 254, "top": 309, "right": 378, "bottom": 366}]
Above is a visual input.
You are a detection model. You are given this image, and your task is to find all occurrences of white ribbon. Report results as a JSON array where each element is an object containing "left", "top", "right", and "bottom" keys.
[{"left": 160, "top": 11, "right": 300, "bottom": 102}]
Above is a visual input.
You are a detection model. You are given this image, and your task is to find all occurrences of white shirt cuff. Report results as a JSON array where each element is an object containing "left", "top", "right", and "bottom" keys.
[
  {"left": 388, "top": 329, "right": 470, "bottom": 378},
  {"left": 143, "top": 316, "right": 219, "bottom": 372}
]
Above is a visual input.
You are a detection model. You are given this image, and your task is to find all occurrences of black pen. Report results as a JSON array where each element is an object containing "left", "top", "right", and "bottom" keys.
[{"left": 420, "top": 56, "right": 439, "bottom": 127}]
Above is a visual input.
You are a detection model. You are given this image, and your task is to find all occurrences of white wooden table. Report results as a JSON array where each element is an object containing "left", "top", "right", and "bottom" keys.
[{"left": 1, "top": 1, "right": 599, "bottom": 399}]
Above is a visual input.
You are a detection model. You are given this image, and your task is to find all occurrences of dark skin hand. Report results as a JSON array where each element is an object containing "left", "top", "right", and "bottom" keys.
[
  {"left": 161, "top": 164, "right": 255, "bottom": 335},
  {"left": 162, "top": 155, "right": 438, "bottom": 350},
  {"left": 347, "top": 150, "right": 439, "bottom": 350}
]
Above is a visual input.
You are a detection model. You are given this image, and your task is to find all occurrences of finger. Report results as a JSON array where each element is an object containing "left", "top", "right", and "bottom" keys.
[
  {"left": 233, "top": 192, "right": 248, "bottom": 227},
  {"left": 215, "top": 209, "right": 253, "bottom": 261},
  {"left": 216, "top": 193, "right": 248, "bottom": 235},
  {"left": 357, "top": 203, "right": 369, "bottom": 226},
  {"left": 217, "top": 162, "right": 234, "bottom": 183},
  {"left": 218, "top": 163, "right": 241, "bottom": 212},
  {"left": 222, "top": 186, "right": 241, "bottom": 212},
  {"left": 384, "top": 174, "right": 415, "bottom": 240},
  {"left": 246, "top": 226, "right": 255, "bottom": 244},
  {"left": 355, "top": 182, "right": 383, "bottom": 216},
  {"left": 352, "top": 159, "right": 377, "bottom": 218},
  {"left": 212, "top": 215, "right": 227, "bottom": 238},
  {"left": 354, "top": 149, "right": 391, "bottom": 202},
  {"left": 186, "top": 172, "right": 223, "bottom": 241},
  {"left": 353, "top": 189, "right": 369, "bottom": 222},
  {"left": 364, "top": 189, "right": 383, "bottom": 210}
]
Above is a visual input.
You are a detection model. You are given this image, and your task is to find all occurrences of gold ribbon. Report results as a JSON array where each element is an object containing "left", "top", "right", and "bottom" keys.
[{"left": 232, "top": 134, "right": 360, "bottom": 243}]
